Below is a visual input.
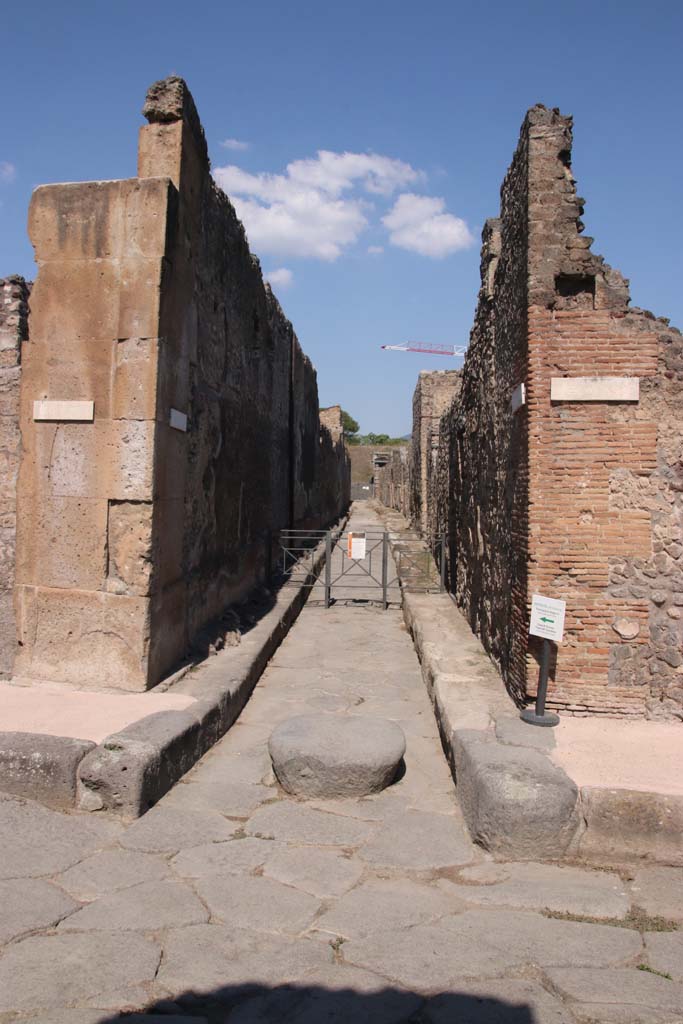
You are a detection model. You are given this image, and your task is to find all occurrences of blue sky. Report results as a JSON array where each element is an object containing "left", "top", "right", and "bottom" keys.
[{"left": 2, "top": 1, "right": 681, "bottom": 435}]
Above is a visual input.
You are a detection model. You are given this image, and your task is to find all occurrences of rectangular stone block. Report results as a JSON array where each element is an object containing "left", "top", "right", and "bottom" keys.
[
  {"left": 28, "top": 259, "right": 121, "bottom": 344},
  {"left": 550, "top": 377, "right": 640, "bottom": 402},
  {"left": 15, "top": 585, "right": 151, "bottom": 691},
  {"left": 28, "top": 181, "right": 127, "bottom": 261},
  {"left": 30, "top": 420, "right": 155, "bottom": 501},
  {"left": 112, "top": 337, "right": 159, "bottom": 421},
  {"left": 15, "top": 496, "right": 108, "bottom": 590}
]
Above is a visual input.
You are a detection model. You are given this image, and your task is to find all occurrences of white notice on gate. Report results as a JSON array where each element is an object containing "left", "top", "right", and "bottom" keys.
[
  {"left": 529, "top": 594, "right": 566, "bottom": 643},
  {"left": 348, "top": 532, "right": 367, "bottom": 560}
]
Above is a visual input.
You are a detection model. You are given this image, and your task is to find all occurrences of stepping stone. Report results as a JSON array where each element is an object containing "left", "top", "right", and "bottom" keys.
[{"left": 268, "top": 713, "right": 406, "bottom": 798}]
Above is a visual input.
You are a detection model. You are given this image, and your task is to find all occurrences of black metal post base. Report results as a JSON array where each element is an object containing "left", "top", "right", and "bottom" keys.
[{"left": 520, "top": 707, "right": 560, "bottom": 728}]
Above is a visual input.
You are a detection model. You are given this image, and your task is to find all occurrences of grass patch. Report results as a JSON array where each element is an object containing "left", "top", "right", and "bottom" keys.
[
  {"left": 541, "top": 906, "right": 679, "bottom": 933},
  {"left": 637, "top": 964, "right": 673, "bottom": 980}
]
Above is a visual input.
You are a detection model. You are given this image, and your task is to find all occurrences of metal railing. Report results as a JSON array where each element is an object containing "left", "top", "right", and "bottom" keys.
[{"left": 277, "top": 528, "right": 446, "bottom": 608}]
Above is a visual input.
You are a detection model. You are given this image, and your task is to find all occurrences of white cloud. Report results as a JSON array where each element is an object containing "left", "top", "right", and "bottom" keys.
[
  {"left": 214, "top": 150, "right": 472, "bottom": 263},
  {"left": 214, "top": 150, "right": 423, "bottom": 262},
  {"left": 382, "top": 193, "right": 474, "bottom": 258},
  {"left": 265, "top": 267, "right": 294, "bottom": 289},
  {"left": 367, "top": 245, "right": 384, "bottom": 255},
  {"left": 220, "top": 138, "right": 250, "bottom": 152},
  {"left": 0, "top": 162, "right": 16, "bottom": 184}
]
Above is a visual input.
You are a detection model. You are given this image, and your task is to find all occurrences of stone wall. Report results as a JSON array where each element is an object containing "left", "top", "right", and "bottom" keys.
[
  {"left": 410, "top": 370, "right": 462, "bottom": 538},
  {"left": 374, "top": 446, "right": 411, "bottom": 519},
  {"left": 0, "top": 277, "right": 28, "bottom": 676},
  {"left": 14, "top": 77, "right": 348, "bottom": 692}
]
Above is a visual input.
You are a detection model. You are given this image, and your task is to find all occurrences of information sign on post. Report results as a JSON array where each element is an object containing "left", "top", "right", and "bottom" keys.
[
  {"left": 348, "top": 532, "right": 367, "bottom": 560},
  {"left": 529, "top": 594, "right": 566, "bottom": 643},
  {"left": 522, "top": 594, "right": 566, "bottom": 728}
]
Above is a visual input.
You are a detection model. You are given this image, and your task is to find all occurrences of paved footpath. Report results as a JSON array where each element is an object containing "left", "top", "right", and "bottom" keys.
[{"left": 1, "top": 507, "right": 682, "bottom": 1022}]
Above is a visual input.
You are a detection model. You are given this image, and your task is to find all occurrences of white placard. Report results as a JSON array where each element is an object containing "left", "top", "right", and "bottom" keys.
[
  {"left": 33, "top": 400, "right": 94, "bottom": 422},
  {"left": 169, "top": 408, "right": 188, "bottom": 432},
  {"left": 550, "top": 377, "right": 639, "bottom": 402},
  {"left": 511, "top": 382, "right": 526, "bottom": 413},
  {"left": 347, "top": 532, "right": 367, "bottom": 560},
  {"left": 529, "top": 594, "right": 566, "bottom": 643}
]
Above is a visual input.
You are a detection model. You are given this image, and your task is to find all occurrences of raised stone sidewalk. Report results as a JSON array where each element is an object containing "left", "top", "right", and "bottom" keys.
[{"left": 0, "top": 504, "right": 681, "bottom": 1022}]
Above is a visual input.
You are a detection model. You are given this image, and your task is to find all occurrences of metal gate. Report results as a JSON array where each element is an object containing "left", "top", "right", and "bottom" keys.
[{"left": 278, "top": 527, "right": 445, "bottom": 608}]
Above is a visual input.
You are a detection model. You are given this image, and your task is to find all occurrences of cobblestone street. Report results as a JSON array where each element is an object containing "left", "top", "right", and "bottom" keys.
[{"left": 1, "top": 508, "right": 682, "bottom": 1023}]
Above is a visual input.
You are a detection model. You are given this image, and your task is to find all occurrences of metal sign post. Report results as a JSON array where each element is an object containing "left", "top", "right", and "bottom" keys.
[{"left": 521, "top": 594, "right": 566, "bottom": 727}]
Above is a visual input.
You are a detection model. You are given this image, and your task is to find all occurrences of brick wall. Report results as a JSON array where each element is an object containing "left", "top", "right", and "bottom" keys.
[
  {"left": 0, "top": 277, "right": 28, "bottom": 676},
  {"left": 380, "top": 105, "right": 682, "bottom": 719}
]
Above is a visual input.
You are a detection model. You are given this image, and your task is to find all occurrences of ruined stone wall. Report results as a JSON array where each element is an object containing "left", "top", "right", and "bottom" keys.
[
  {"left": 319, "top": 406, "right": 351, "bottom": 526},
  {"left": 0, "top": 277, "right": 28, "bottom": 676},
  {"left": 410, "top": 371, "right": 461, "bottom": 537},
  {"left": 425, "top": 105, "right": 682, "bottom": 718},
  {"left": 15, "top": 77, "right": 348, "bottom": 691},
  {"left": 375, "top": 446, "right": 411, "bottom": 518}
]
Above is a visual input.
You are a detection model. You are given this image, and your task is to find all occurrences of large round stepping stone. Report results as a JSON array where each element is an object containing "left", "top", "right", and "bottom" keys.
[{"left": 269, "top": 714, "right": 406, "bottom": 798}]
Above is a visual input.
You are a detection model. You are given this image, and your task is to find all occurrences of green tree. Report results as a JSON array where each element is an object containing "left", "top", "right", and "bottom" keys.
[{"left": 341, "top": 409, "right": 360, "bottom": 438}]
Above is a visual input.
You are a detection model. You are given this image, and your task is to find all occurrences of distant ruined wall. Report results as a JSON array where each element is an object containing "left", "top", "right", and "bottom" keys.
[
  {"left": 0, "top": 277, "right": 28, "bottom": 676},
  {"left": 319, "top": 406, "right": 351, "bottom": 526},
  {"left": 375, "top": 446, "right": 411, "bottom": 519},
  {"left": 410, "top": 371, "right": 462, "bottom": 536},
  {"left": 15, "top": 77, "right": 348, "bottom": 691},
  {"left": 425, "top": 105, "right": 682, "bottom": 718}
]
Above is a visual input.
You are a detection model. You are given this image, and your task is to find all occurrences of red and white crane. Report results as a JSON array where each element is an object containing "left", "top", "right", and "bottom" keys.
[{"left": 381, "top": 341, "right": 467, "bottom": 357}]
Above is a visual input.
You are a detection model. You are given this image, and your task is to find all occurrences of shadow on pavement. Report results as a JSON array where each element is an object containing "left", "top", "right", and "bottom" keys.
[{"left": 96, "top": 981, "right": 536, "bottom": 1022}]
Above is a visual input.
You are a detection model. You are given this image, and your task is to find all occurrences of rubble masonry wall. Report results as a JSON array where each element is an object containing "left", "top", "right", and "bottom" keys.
[{"left": 0, "top": 277, "right": 28, "bottom": 677}]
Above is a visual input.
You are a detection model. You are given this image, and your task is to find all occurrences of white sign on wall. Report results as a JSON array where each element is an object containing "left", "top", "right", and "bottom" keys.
[
  {"left": 348, "top": 532, "right": 367, "bottom": 560},
  {"left": 529, "top": 594, "right": 566, "bottom": 643}
]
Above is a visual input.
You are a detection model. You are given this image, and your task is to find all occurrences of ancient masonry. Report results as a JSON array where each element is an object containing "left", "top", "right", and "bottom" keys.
[
  {"left": 0, "top": 277, "right": 29, "bottom": 677},
  {"left": 410, "top": 370, "right": 461, "bottom": 540},
  {"left": 8, "top": 77, "right": 349, "bottom": 692},
  {"left": 377, "top": 105, "right": 682, "bottom": 720}
]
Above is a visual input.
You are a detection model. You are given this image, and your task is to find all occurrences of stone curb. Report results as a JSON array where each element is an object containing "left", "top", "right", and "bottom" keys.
[
  {"left": 378, "top": 506, "right": 683, "bottom": 865},
  {"left": 0, "top": 517, "right": 345, "bottom": 819},
  {"left": 0, "top": 732, "right": 95, "bottom": 810},
  {"left": 76, "top": 519, "right": 347, "bottom": 818}
]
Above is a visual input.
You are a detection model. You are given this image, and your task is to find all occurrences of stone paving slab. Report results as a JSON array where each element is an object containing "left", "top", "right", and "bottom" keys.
[
  {"left": 0, "top": 794, "right": 121, "bottom": 878},
  {"left": 546, "top": 966, "right": 683, "bottom": 1023},
  {"left": 0, "top": 930, "right": 161, "bottom": 1013},
  {"left": 56, "top": 848, "right": 170, "bottom": 900},
  {"left": 448, "top": 861, "right": 630, "bottom": 919},
  {"left": 245, "top": 800, "right": 376, "bottom": 847},
  {"left": 57, "top": 878, "right": 209, "bottom": 932},
  {"left": 358, "top": 807, "right": 476, "bottom": 869},
  {"left": 170, "top": 836, "right": 281, "bottom": 878},
  {"left": 156, "top": 925, "right": 332, "bottom": 999},
  {"left": 193, "top": 872, "right": 322, "bottom": 934},
  {"left": 423, "top": 978, "right": 573, "bottom": 1023},
  {"left": 119, "top": 804, "right": 240, "bottom": 853},
  {"left": 0, "top": 877, "right": 79, "bottom": 943},
  {"left": 628, "top": 865, "right": 683, "bottom": 921},
  {"left": 313, "top": 877, "right": 465, "bottom": 939},
  {"left": 262, "top": 844, "right": 364, "bottom": 898},
  {"left": 644, "top": 930, "right": 683, "bottom": 981},
  {"left": 343, "top": 909, "right": 642, "bottom": 992}
]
